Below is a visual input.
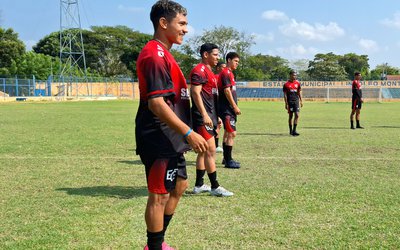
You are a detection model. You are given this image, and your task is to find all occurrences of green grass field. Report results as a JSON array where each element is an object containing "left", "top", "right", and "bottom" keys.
[{"left": 1, "top": 100, "right": 400, "bottom": 249}]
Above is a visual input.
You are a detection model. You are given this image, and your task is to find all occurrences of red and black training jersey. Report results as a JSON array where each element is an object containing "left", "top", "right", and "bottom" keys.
[
  {"left": 135, "top": 40, "right": 191, "bottom": 157},
  {"left": 189, "top": 63, "right": 219, "bottom": 127},
  {"left": 352, "top": 80, "right": 362, "bottom": 99},
  {"left": 283, "top": 80, "right": 301, "bottom": 103},
  {"left": 217, "top": 67, "right": 238, "bottom": 117}
]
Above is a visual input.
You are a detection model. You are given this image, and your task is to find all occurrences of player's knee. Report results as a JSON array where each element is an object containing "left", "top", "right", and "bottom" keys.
[
  {"left": 228, "top": 132, "right": 236, "bottom": 139},
  {"left": 175, "top": 179, "right": 188, "bottom": 195},
  {"left": 207, "top": 147, "right": 216, "bottom": 156},
  {"left": 148, "top": 193, "right": 170, "bottom": 207}
]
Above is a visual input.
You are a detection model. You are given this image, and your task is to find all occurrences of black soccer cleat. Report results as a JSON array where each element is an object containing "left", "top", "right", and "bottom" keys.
[
  {"left": 224, "top": 160, "right": 241, "bottom": 169},
  {"left": 356, "top": 126, "right": 364, "bottom": 129},
  {"left": 351, "top": 126, "right": 355, "bottom": 130},
  {"left": 291, "top": 131, "right": 300, "bottom": 136}
]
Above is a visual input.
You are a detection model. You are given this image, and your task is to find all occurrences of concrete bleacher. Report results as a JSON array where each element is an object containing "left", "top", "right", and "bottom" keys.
[
  {"left": 236, "top": 88, "right": 283, "bottom": 98},
  {"left": 236, "top": 87, "right": 389, "bottom": 100},
  {"left": 387, "top": 88, "right": 400, "bottom": 98}
]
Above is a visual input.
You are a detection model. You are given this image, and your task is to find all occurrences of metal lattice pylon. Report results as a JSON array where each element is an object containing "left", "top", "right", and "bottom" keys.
[{"left": 59, "top": 0, "right": 87, "bottom": 77}]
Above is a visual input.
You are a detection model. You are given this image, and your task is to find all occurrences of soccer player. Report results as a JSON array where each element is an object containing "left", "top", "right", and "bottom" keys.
[
  {"left": 350, "top": 72, "right": 364, "bottom": 129},
  {"left": 283, "top": 70, "right": 303, "bottom": 136},
  {"left": 190, "top": 43, "right": 233, "bottom": 197},
  {"left": 218, "top": 52, "right": 241, "bottom": 169},
  {"left": 135, "top": 1, "right": 208, "bottom": 249},
  {"left": 214, "top": 62, "right": 226, "bottom": 153}
]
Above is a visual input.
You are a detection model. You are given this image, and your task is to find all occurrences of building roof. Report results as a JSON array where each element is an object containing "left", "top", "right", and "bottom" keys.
[{"left": 387, "top": 75, "right": 400, "bottom": 80}]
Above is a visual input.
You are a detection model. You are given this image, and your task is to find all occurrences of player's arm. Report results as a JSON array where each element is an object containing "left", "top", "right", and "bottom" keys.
[
  {"left": 223, "top": 87, "right": 241, "bottom": 115},
  {"left": 149, "top": 97, "right": 208, "bottom": 153},
  {"left": 191, "top": 85, "right": 212, "bottom": 127},
  {"left": 298, "top": 88, "right": 303, "bottom": 107},
  {"left": 283, "top": 88, "right": 288, "bottom": 110}
]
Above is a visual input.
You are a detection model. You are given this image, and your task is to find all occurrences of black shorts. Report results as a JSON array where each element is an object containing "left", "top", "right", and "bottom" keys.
[
  {"left": 222, "top": 114, "right": 237, "bottom": 133},
  {"left": 288, "top": 101, "right": 300, "bottom": 113},
  {"left": 139, "top": 154, "right": 187, "bottom": 194},
  {"left": 352, "top": 97, "right": 362, "bottom": 110},
  {"left": 194, "top": 124, "right": 216, "bottom": 141}
]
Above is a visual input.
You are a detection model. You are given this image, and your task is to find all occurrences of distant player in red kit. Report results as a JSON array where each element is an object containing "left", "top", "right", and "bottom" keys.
[
  {"left": 283, "top": 71, "right": 303, "bottom": 136},
  {"left": 214, "top": 62, "right": 226, "bottom": 153},
  {"left": 135, "top": 1, "right": 207, "bottom": 249},
  {"left": 218, "top": 52, "right": 241, "bottom": 169},
  {"left": 350, "top": 72, "right": 364, "bottom": 129},
  {"left": 190, "top": 43, "right": 233, "bottom": 197}
]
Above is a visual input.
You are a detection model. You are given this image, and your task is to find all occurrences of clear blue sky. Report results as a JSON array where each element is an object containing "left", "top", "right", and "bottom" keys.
[{"left": 1, "top": 0, "right": 399, "bottom": 69}]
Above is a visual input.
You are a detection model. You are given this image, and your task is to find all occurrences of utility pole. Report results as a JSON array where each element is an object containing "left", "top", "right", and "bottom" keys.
[{"left": 59, "top": 0, "right": 87, "bottom": 77}]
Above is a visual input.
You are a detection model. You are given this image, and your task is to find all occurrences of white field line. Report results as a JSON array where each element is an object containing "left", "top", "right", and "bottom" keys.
[
  {"left": 0, "top": 155, "right": 399, "bottom": 161},
  {"left": 0, "top": 156, "right": 131, "bottom": 160},
  {"left": 245, "top": 156, "right": 400, "bottom": 161}
]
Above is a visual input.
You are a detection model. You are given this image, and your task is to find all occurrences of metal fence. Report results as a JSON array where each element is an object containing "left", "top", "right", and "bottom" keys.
[
  {"left": 2, "top": 77, "right": 400, "bottom": 101},
  {"left": 1, "top": 76, "right": 136, "bottom": 99}
]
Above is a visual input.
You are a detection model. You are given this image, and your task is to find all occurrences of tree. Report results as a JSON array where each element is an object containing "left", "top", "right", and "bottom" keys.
[
  {"left": 0, "top": 27, "right": 25, "bottom": 76},
  {"left": 33, "top": 26, "right": 151, "bottom": 77},
  {"left": 171, "top": 49, "right": 197, "bottom": 78},
  {"left": 290, "top": 59, "right": 311, "bottom": 80},
  {"left": 338, "top": 53, "right": 369, "bottom": 80},
  {"left": 237, "top": 54, "right": 290, "bottom": 80},
  {"left": 90, "top": 26, "right": 151, "bottom": 77},
  {"left": 369, "top": 64, "right": 400, "bottom": 80},
  {"left": 16, "top": 52, "right": 56, "bottom": 79},
  {"left": 182, "top": 26, "right": 255, "bottom": 61},
  {"left": 307, "top": 53, "right": 347, "bottom": 81}
]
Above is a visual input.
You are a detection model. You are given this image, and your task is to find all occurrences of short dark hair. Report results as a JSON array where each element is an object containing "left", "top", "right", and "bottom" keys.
[
  {"left": 226, "top": 52, "right": 239, "bottom": 62},
  {"left": 200, "top": 43, "right": 218, "bottom": 57},
  {"left": 355, "top": 72, "right": 361, "bottom": 76},
  {"left": 216, "top": 61, "right": 226, "bottom": 68},
  {"left": 290, "top": 70, "right": 297, "bottom": 75},
  {"left": 150, "top": 0, "right": 187, "bottom": 31}
]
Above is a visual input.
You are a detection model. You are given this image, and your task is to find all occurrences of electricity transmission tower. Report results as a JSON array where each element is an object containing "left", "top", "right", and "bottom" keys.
[{"left": 59, "top": 0, "right": 87, "bottom": 77}]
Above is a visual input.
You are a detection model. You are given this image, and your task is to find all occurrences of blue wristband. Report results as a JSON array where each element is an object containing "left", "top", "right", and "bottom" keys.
[{"left": 183, "top": 128, "right": 192, "bottom": 138}]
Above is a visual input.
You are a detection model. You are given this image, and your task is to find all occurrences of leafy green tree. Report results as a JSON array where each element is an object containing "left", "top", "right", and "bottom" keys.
[
  {"left": 171, "top": 49, "right": 197, "bottom": 78},
  {"left": 369, "top": 64, "right": 400, "bottom": 80},
  {"left": 182, "top": 26, "right": 255, "bottom": 61},
  {"left": 33, "top": 26, "right": 151, "bottom": 77},
  {"left": 0, "top": 27, "right": 25, "bottom": 76},
  {"left": 237, "top": 54, "right": 290, "bottom": 80},
  {"left": 90, "top": 26, "right": 151, "bottom": 77},
  {"left": 16, "top": 52, "right": 56, "bottom": 79},
  {"left": 338, "top": 53, "right": 369, "bottom": 80},
  {"left": 290, "top": 59, "right": 311, "bottom": 80},
  {"left": 307, "top": 53, "right": 347, "bottom": 81}
]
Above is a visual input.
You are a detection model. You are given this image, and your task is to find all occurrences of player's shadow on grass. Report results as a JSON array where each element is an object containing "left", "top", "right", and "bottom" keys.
[
  {"left": 240, "top": 132, "right": 287, "bottom": 137},
  {"left": 56, "top": 186, "right": 148, "bottom": 199},
  {"left": 371, "top": 125, "right": 400, "bottom": 129},
  {"left": 302, "top": 126, "right": 348, "bottom": 130},
  {"left": 117, "top": 160, "right": 143, "bottom": 165}
]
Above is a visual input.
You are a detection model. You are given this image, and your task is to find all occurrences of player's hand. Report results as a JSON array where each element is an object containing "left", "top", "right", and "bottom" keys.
[
  {"left": 361, "top": 99, "right": 364, "bottom": 103},
  {"left": 234, "top": 106, "right": 241, "bottom": 115},
  {"left": 203, "top": 115, "right": 213, "bottom": 128},
  {"left": 186, "top": 131, "right": 208, "bottom": 153},
  {"left": 300, "top": 101, "right": 303, "bottom": 107},
  {"left": 285, "top": 103, "right": 289, "bottom": 110},
  {"left": 217, "top": 117, "right": 222, "bottom": 129}
]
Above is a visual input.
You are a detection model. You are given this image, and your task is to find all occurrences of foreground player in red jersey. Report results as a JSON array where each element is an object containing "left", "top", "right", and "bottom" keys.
[
  {"left": 218, "top": 52, "right": 241, "bottom": 169},
  {"left": 190, "top": 43, "right": 233, "bottom": 197},
  {"left": 283, "top": 71, "right": 303, "bottom": 136},
  {"left": 135, "top": 1, "right": 207, "bottom": 249},
  {"left": 350, "top": 72, "right": 364, "bottom": 129}
]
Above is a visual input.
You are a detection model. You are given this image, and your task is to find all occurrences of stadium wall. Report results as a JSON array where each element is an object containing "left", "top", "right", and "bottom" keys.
[{"left": 2, "top": 78, "right": 400, "bottom": 102}]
